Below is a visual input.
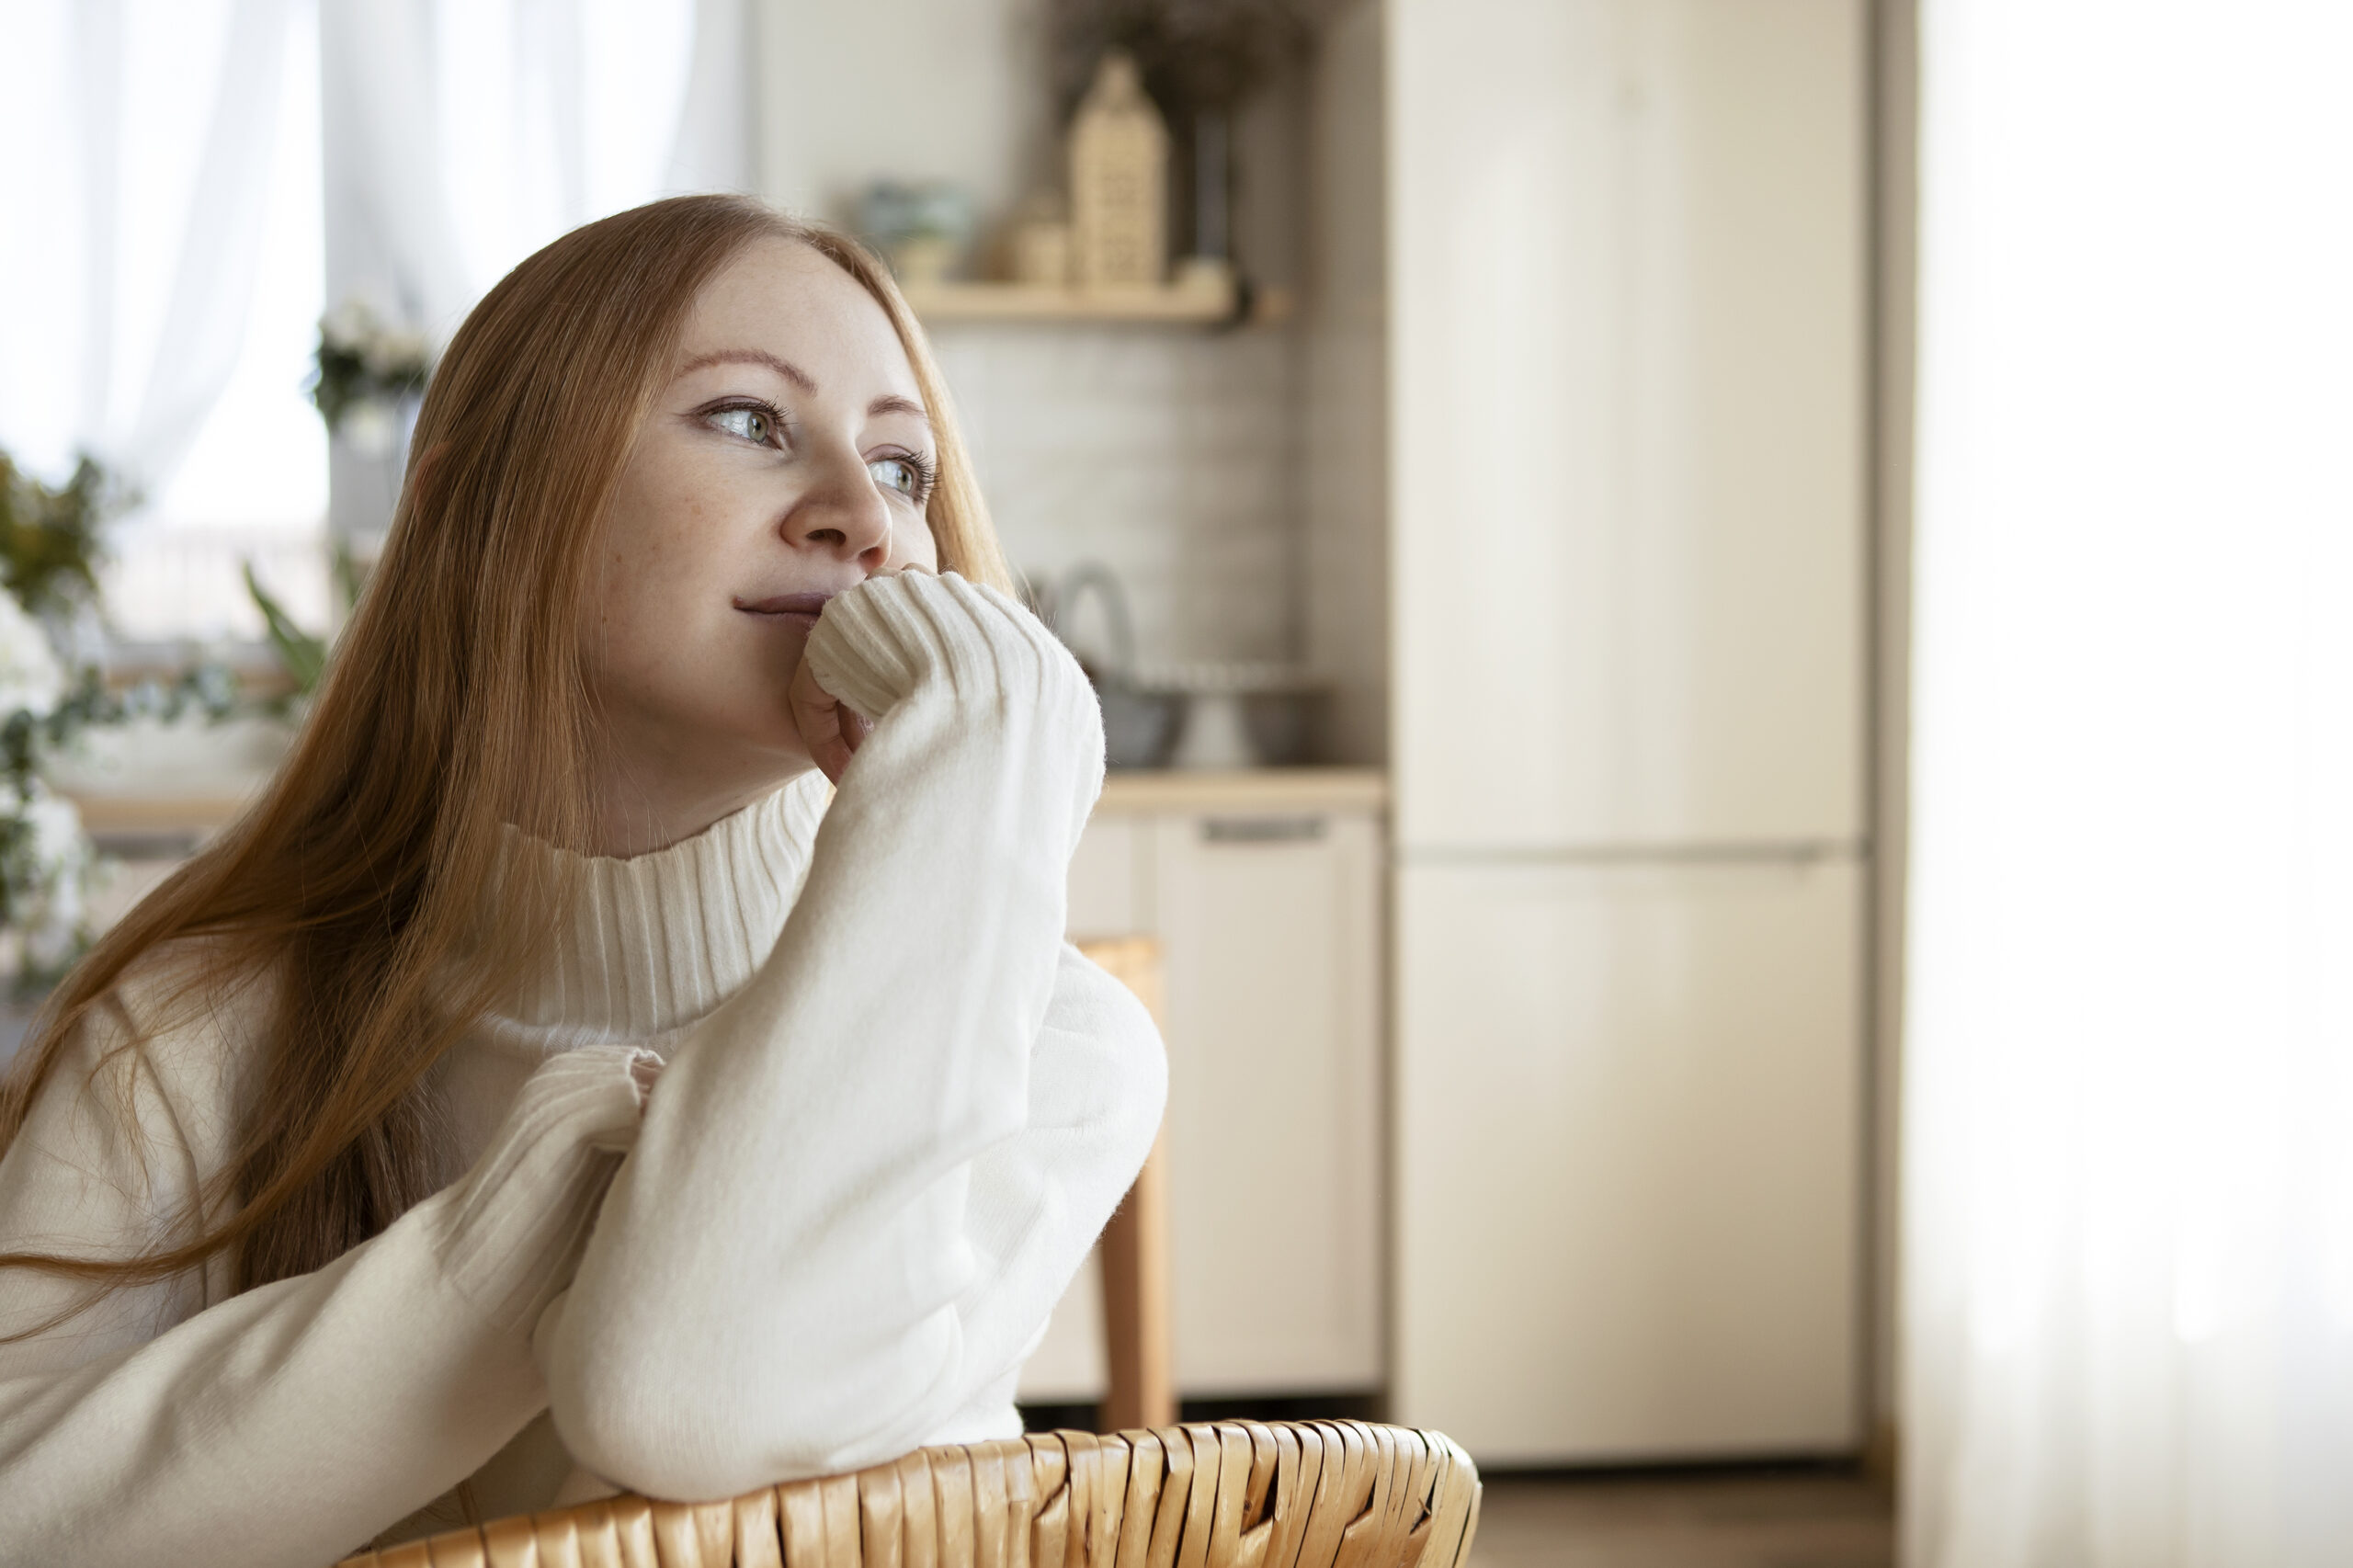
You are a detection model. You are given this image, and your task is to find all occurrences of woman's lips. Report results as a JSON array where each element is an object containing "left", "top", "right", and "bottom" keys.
[{"left": 734, "top": 590, "right": 835, "bottom": 629}]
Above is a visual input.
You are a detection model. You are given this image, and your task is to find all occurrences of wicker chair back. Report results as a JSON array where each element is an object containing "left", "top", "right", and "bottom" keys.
[{"left": 335, "top": 1420, "right": 1482, "bottom": 1568}]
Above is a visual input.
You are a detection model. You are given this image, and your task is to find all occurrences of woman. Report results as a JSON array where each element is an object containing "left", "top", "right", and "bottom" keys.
[{"left": 0, "top": 195, "right": 1165, "bottom": 1564}]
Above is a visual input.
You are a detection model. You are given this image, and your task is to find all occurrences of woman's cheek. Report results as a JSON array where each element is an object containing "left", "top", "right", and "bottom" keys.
[{"left": 895, "top": 515, "right": 941, "bottom": 573}]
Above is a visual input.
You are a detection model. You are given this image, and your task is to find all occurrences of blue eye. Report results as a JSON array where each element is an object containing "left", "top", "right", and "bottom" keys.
[
  {"left": 870, "top": 455, "right": 926, "bottom": 498},
  {"left": 710, "top": 406, "right": 773, "bottom": 444}
]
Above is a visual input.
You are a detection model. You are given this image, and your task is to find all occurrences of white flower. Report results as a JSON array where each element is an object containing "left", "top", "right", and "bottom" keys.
[
  {"left": 322, "top": 296, "right": 430, "bottom": 369},
  {"left": 0, "top": 594, "right": 64, "bottom": 718},
  {"left": 371, "top": 326, "right": 431, "bottom": 373},
  {"left": 340, "top": 400, "right": 400, "bottom": 460},
  {"left": 0, "top": 782, "right": 89, "bottom": 981},
  {"left": 321, "top": 296, "right": 380, "bottom": 352}
]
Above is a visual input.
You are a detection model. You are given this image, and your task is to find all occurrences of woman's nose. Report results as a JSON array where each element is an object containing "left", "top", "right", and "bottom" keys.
[{"left": 780, "top": 445, "right": 891, "bottom": 568}]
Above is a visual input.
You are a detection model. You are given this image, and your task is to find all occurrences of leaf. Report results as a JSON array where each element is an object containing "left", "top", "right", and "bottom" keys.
[
  {"left": 330, "top": 539, "right": 371, "bottom": 617},
  {"left": 243, "top": 562, "right": 326, "bottom": 694},
  {"left": 0, "top": 451, "right": 112, "bottom": 619}
]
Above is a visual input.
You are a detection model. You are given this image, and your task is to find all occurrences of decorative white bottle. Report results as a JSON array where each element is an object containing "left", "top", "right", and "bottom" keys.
[{"left": 1069, "top": 51, "right": 1167, "bottom": 289}]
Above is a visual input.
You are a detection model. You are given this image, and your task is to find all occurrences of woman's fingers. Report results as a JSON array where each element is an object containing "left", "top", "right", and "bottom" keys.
[{"left": 789, "top": 651, "right": 867, "bottom": 783}]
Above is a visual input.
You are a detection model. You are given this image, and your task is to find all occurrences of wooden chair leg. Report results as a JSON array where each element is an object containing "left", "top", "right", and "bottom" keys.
[
  {"left": 1100, "top": 1131, "right": 1173, "bottom": 1430},
  {"left": 1076, "top": 936, "right": 1177, "bottom": 1432}
]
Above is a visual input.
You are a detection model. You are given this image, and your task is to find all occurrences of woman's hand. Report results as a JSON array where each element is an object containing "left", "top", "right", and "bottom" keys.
[
  {"left": 790, "top": 650, "right": 871, "bottom": 783},
  {"left": 790, "top": 565, "right": 943, "bottom": 782}
]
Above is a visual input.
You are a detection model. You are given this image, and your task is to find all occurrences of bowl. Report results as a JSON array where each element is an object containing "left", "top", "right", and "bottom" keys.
[{"left": 1096, "top": 680, "right": 1182, "bottom": 769}]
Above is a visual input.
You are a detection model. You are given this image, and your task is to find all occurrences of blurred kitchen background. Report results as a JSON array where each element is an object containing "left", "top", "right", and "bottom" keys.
[{"left": 6, "top": 4, "right": 2349, "bottom": 1566}]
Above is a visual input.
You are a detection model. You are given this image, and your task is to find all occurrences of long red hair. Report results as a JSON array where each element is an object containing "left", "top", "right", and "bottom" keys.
[{"left": 0, "top": 195, "right": 1008, "bottom": 1303}]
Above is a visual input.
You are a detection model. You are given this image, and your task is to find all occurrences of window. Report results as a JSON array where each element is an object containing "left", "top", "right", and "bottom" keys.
[{"left": 0, "top": 0, "right": 745, "bottom": 656}]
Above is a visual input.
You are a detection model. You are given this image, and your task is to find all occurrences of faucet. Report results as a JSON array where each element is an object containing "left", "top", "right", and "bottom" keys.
[{"left": 1048, "top": 561, "right": 1139, "bottom": 688}]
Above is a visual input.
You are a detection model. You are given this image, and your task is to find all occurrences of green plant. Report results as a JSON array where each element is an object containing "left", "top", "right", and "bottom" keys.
[
  {"left": 244, "top": 562, "right": 325, "bottom": 696},
  {"left": 0, "top": 661, "right": 238, "bottom": 993},
  {"left": 0, "top": 445, "right": 252, "bottom": 988},
  {"left": 0, "top": 665, "right": 241, "bottom": 798},
  {"left": 0, "top": 451, "right": 112, "bottom": 618},
  {"left": 332, "top": 539, "right": 369, "bottom": 615},
  {"left": 242, "top": 538, "right": 370, "bottom": 706}
]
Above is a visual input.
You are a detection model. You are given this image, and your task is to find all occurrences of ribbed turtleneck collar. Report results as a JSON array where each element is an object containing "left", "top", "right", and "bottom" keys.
[{"left": 482, "top": 771, "right": 831, "bottom": 1046}]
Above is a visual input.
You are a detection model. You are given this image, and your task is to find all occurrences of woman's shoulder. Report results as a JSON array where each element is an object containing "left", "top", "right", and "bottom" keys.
[
  {"left": 22, "top": 936, "right": 280, "bottom": 1171},
  {"left": 0, "top": 938, "right": 278, "bottom": 1353},
  {"left": 100, "top": 932, "right": 279, "bottom": 1061}
]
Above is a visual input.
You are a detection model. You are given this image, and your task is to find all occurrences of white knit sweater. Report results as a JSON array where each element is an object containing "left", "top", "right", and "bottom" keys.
[{"left": 0, "top": 573, "right": 1165, "bottom": 1565}]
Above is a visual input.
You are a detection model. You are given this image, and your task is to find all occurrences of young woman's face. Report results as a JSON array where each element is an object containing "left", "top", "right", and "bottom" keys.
[{"left": 583, "top": 237, "right": 939, "bottom": 851}]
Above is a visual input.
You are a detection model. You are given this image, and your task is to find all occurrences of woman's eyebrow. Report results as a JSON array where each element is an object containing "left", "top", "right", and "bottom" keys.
[
  {"left": 674, "top": 348, "right": 816, "bottom": 391},
  {"left": 674, "top": 351, "right": 926, "bottom": 424}
]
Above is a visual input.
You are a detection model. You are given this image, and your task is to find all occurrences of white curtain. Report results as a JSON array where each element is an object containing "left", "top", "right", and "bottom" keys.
[
  {"left": 0, "top": 0, "right": 750, "bottom": 622},
  {"left": 0, "top": 0, "right": 301, "bottom": 499},
  {"left": 319, "top": 0, "right": 748, "bottom": 347},
  {"left": 318, "top": 0, "right": 749, "bottom": 540},
  {"left": 1904, "top": 4, "right": 2353, "bottom": 1566}
]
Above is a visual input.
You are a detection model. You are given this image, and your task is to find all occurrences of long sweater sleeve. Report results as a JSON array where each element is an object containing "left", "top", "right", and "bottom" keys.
[
  {"left": 539, "top": 571, "right": 1167, "bottom": 1502},
  {"left": 0, "top": 997, "right": 651, "bottom": 1568}
]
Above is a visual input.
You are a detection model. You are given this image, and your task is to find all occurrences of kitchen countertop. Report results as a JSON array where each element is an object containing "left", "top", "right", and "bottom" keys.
[
  {"left": 68, "top": 791, "right": 257, "bottom": 841},
  {"left": 1096, "top": 767, "right": 1388, "bottom": 814}
]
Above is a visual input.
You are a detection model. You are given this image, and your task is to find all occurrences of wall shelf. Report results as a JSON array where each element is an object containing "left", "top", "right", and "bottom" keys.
[{"left": 901, "top": 279, "right": 1294, "bottom": 327}]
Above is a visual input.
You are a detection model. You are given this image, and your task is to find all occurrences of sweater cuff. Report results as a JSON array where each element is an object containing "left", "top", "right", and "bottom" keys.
[
  {"left": 428, "top": 1045, "right": 650, "bottom": 1333},
  {"left": 803, "top": 571, "right": 1085, "bottom": 725}
]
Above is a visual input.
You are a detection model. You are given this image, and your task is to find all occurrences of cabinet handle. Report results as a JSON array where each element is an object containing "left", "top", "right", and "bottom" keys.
[{"left": 1200, "top": 815, "right": 1326, "bottom": 845}]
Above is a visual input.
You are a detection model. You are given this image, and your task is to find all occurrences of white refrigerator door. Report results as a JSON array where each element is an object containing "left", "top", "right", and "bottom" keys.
[
  {"left": 1389, "top": 0, "right": 1867, "bottom": 851},
  {"left": 1393, "top": 856, "right": 1862, "bottom": 1460}
]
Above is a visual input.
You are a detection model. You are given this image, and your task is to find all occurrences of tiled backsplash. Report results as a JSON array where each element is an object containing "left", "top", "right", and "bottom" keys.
[{"left": 928, "top": 324, "right": 1304, "bottom": 669}]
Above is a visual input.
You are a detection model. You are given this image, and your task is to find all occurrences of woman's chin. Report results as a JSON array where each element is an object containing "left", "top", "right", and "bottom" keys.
[{"left": 678, "top": 705, "right": 813, "bottom": 785}]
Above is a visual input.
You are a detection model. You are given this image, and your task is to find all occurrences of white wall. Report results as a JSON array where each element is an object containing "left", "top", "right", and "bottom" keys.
[
  {"left": 755, "top": 0, "right": 1317, "bottom": 670},
  {"left": 756, "top": 0, "right": 1054, "bottom": 228},
  {"left": 931, "top": 326, "right": 1302, "bottom": 665}
]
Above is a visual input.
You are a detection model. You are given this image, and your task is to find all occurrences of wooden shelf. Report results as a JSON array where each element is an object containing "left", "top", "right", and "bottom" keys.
[{"left": 901, "top": 279, "right": 1294, "bottom": 327}]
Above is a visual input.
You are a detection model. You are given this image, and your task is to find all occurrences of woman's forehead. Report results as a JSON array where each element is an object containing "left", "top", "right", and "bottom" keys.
[{"left": 677, "top": 237, "right": 918, "bottom": 399}]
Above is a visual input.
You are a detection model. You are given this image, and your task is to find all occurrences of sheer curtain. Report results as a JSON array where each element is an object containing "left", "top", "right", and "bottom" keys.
[
  {"left": 320, "top": 0, "right": 750, "bottom": 544},
  {"left": 0, "top": 0, "right": 751, "bottom": 632},
  {"left": 0, "top": 0, "right": 329, "bottom": 642},
  {"left": 0, "top": 0, "right": 303, "bottom": 506},
  {"left": 1903, "top": 4, "right": 2353, "bottom": 1566}
]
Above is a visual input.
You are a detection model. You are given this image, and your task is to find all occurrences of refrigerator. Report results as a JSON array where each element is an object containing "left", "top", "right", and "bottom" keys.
[{"left": 1385, "top": 0, "right": 1869, "bottom": 1461}]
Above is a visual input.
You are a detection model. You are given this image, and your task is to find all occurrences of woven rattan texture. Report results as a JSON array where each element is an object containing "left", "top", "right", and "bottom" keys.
[{"left": 336, "top": 1420, "right": 1481, "bottom": 1568}]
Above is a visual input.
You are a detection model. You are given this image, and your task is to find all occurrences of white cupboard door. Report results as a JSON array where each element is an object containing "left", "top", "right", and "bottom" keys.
[
  {"left": 1067, "top": 813, "right": 1150, "bottom": 940},
  {"left": 1022, "top": 812, "right": 1152, "bottom": 1403},
  {"left": 1017, "top": 1242, "right": 1108, "bottom": 1403},
  {"left": 1390, "top": 0, "right": 1867, "bottom": 849},
  {"left": 1393, "top": 856, "right": 1862, "bottom": 1460},
  {"left": 1155, "top": 810, "right": 1385, "bottom": 1393}
]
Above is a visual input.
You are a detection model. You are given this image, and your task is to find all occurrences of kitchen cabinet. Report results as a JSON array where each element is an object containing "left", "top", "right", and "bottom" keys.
[{"left": 1019, "top": 772, "right": 1385, "bottom": 1402}]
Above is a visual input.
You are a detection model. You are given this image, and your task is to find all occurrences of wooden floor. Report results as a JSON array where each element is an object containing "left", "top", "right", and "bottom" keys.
[{"left": 1466, "top": 1469, "right": 1893, "bottom": 1568}]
